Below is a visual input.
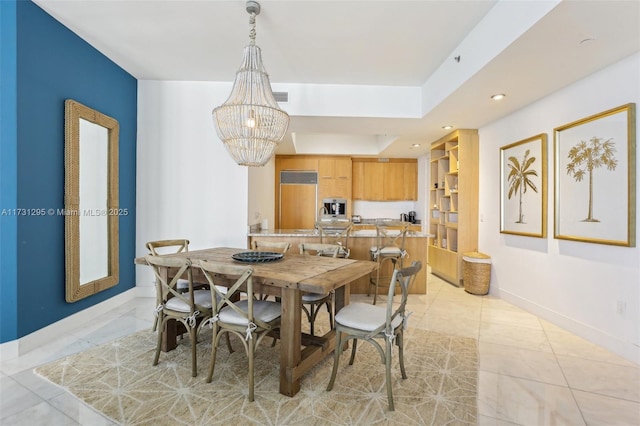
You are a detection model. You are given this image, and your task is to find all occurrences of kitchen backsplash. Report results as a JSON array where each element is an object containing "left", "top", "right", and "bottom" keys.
[{"left": 352, "top": 200, "right": 419, "bottom": 222}]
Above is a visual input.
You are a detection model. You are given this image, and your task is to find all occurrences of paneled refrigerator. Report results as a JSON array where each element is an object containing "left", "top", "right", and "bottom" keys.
[{"left": 279, "top": 171, "right": 318, "bottom": 229}]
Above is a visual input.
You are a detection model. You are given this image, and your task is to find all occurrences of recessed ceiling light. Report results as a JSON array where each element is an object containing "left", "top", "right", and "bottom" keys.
[
  {"left": 442, "top": 125, "right": 453, "bottom": 130},
  {"left": 491, "top": 94, "right": 506, "bottom": 101},
  {"left": 412, "top": 143, "right": 420, "bottom": 148}
]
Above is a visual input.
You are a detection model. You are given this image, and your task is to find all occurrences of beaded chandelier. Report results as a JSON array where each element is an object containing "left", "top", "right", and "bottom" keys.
[{"left": 212, "top": 1, "right": 290, "bottom": 167}]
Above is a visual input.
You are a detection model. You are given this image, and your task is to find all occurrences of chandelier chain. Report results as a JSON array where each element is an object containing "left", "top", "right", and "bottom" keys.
[{"left": 249, "top": 13, "right": 256, "bottom": 45}]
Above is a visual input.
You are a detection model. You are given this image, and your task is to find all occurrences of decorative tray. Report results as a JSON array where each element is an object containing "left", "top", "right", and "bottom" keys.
[{"left": 232, "top": 251, "right": 284, "bottom": 263}]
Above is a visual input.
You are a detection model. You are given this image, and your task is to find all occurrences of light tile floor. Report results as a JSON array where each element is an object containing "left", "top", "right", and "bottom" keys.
[{"left": 1, "top": 272, "right": 639, "bottom": 425}]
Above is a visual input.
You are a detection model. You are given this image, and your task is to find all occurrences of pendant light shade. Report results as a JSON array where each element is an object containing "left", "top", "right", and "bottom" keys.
[{"left": 212, "top": 1, "right": 289, "bottom": 167}]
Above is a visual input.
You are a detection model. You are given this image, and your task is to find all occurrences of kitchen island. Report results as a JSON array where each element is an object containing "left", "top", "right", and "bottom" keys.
[{"left": 247, "top": 225, "right": 429, "bottom": 294}]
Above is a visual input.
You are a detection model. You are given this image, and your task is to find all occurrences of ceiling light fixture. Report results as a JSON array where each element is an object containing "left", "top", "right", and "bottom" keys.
[
  {"left": 491, "top": 93, "right": 506, "bottom": 101},
  {"left": 412, "top": 143, "right": 421, "bottom": 148},
  {"left": 212, "top": 1, "right": 290, "bottom": 167},
  {"left": 442, "top": 125, "right": 453, "bottom": 130}
]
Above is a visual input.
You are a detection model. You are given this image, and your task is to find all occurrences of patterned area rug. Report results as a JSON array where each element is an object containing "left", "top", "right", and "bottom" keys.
[{"left": 35, "top": 327, "right": 478, "bottom": 425}]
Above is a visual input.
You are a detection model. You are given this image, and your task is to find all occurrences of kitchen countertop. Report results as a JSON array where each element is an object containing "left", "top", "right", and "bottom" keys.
[{"left": 248, "top": 228, "right": 430, "bottom": 238}]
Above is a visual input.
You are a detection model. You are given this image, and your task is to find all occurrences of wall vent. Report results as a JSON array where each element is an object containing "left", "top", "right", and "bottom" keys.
[
  {"left": 280, "top": 170, "right": 317, "bottom": 184},
  {"left": 273, "top": 92, "right": 289, "bottom": 103}
]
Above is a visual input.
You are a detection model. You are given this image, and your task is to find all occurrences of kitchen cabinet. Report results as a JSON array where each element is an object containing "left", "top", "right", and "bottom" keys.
[
  {"left": 352, "top": 158, "right": 417, "bottom": 201},
  {"left": 428, "top": 129, "right": 479, "bottom": 286},
  {"left": 275, "top": 155, "right": 352, "bottom": 228},
  {"left": 318, "top": 157, "right": 352, "bottom": 213}
]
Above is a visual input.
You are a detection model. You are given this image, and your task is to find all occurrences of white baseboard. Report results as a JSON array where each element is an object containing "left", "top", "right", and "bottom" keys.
[
  {"left": 499, "top": 290, "right": 640, "bottom": 365},
  {"left": 0, "top": 288, "right": 140, "bottom": 360}
]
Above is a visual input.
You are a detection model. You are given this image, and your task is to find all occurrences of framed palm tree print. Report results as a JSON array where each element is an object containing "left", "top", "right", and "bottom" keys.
[
  {"left": 500, "top": 134, "right": 547, "bottom": 237},
  {"left": 554, "top": 103, "right": 636, "bottom": 246}
]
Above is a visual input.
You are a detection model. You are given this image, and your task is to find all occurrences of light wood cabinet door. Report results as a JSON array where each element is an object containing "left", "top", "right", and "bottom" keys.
[
  {"left": 352, "top": 159, "right": 417, "bottom": 201},
  {"left": 383, "top": 162, "right": 405, "bottom": 200},
  {"left": 318, "top": 157, "right": 352, "bottom": 202},
  {"left": 279, "top": 184, "right": 317, "bottom": 229},
  {"left": 403, "top": 162, "right": 417, "bottom": 200},
  {"left": 318, "top": 158, "right": 335, "bottom": 179},
  {"left": 352, "top": 161, "right": 365, "bottom": 200},
  {"left": 334, "top": 157, "right": 352, "bottom": 179},
  {"left": 278, "top": 157, "right": 318, "bottom": 171},
  {"left": 363, "top": 162, "right": 385, "bottom": 200}
]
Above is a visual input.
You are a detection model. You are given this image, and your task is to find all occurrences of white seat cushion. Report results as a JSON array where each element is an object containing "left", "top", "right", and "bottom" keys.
[
  {"left": 165, "top": 289, "right": 212, "bottom": 312},
  {"left": 370, "top": 247, "right": 402, "bottom": 256},
  {"left": 335, "top": 302, "right": 402, "bottom": 332},
  {"left": 219, "top": 300, "right": 281, "bottom": 326},
  {"left": 302, "top": 292, "right": 329, "bottom": 303}
]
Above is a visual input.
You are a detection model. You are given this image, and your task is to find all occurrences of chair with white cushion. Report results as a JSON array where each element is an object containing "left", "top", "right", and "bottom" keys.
[
  {"left": 145, "top": 254, "right": 212, "bottom": 377},
  {"left": 327, "top": 261, "right": 422, "bottom": 411},
  {"left": 197, "top": 260, "right": 281, "bottom": 402},
  {"left": 317, "top": 223, "right": 352, "bottom": 258},
  {"left": 146, "top": 239, "right": 207, "bottom": 330},
  {"left": 368, "top": 221, "right": 409, "bottom": 305},
  {"left": 298, "top": 243, "right": 341, "bottom": 335}
]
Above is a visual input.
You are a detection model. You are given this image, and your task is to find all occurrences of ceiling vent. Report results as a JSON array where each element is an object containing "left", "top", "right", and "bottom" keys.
[{"left": 273, "top": 92, "right": 289, "bottom": 103}]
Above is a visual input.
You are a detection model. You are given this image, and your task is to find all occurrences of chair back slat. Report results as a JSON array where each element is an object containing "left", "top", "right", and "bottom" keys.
[
  {"left": 251, "top": 240, "right": 291, "bottom": 253},
  {"left": 385, "top": 261, "right": 422, "bottom": 331},
  {"left": 146, "top": 239, "right": 190, "bottom": 255},
  {"left": 299, "top": 243, "right": 341, "bottom": 258}
]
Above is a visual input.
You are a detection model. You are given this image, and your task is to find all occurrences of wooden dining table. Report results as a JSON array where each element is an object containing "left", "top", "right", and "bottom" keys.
[{"left": 135, "top": 247, "right": 377, "bottom": 397}]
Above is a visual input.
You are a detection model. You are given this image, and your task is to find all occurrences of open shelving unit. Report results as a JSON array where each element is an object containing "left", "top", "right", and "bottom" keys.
[{"left": 428, "top": 129, "right": 479, "bottom": 286}]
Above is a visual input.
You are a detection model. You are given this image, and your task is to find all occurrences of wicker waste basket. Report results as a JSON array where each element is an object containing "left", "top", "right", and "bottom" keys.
[{"left": 462, "top": 252, "right": 491, "bottom": 295}]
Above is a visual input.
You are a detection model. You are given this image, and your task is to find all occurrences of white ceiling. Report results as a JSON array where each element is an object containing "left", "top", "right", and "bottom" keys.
[{"left": 34, "top": 0, "right": 640, "bottom": 158}]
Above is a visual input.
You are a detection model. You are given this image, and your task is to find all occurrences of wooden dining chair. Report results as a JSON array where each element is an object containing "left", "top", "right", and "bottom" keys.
[
  {"left": 145, "top": 255, "right": 212, "bottom": 377},
  {"left": 298, "top": 243, "right": 341, "bottom": 336},
  {"left": 146, "top": 239, "right": 206, "bottom": 331},
  {"left": 197, "top": 260, "right": 281, "bottom": 402},
  {"left": 317, "top": 223, "right": 352, "bottom": 258},
  {"left": 327, "top": 261, "right": 422, "bottom": 411},
  {"left": 368, "top": 221, "right": 409, "bottom": 305}
]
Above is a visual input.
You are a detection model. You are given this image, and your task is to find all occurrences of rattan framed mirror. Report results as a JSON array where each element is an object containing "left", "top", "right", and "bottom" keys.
[{"left": 64, "top": 99, "right": 119, "bottom": 302}]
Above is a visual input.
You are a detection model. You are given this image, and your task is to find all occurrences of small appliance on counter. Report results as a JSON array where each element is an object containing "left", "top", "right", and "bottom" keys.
[
  {"left": 400, "top": 211, "right": 417, "bottom": 223},
  {"left": 351, "top": 214, "right": 362, "bottom": 223}
]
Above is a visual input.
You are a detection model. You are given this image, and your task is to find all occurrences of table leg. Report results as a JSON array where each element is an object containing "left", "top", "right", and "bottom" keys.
[
  {"left": 279, "top": 287, "right": 302, "bottom": 396},
  {"left": 333, "top": 283, "right": 350, "bottom": 313}
]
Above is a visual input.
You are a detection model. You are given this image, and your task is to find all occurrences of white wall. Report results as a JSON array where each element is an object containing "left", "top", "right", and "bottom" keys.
[
  {"left": 136, "top": 80, "right": 249, "bottom": 290},
  {"left": 248, "top": 160, "right": 275, "bottom": 230},
  {"left": 478, "top": 52, "right": 640, "bottom": 363}
]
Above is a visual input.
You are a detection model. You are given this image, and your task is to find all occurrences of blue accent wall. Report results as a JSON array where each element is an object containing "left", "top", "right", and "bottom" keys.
[
  {"left": 0, "top": 0, "right": 137, "bottom": 342},
  {"left": 0, "top": 0, "right": 19, "bottom": 342}
]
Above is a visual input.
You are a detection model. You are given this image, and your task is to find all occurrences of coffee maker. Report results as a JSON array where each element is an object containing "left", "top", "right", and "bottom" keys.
[
  {"left": 321, "top": 198, "right": 347, "bottom": 218},
  {"left": 408, "top": 211, "right": 417, "bottom": 223}
]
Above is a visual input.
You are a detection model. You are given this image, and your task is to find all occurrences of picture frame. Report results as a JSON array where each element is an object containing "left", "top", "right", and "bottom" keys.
[
  {"left": 554, "top": 103, "right": 636, "bottom": 246},
  {"left": 500, "top": 133, "right": 547, "bottom": 237}
]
